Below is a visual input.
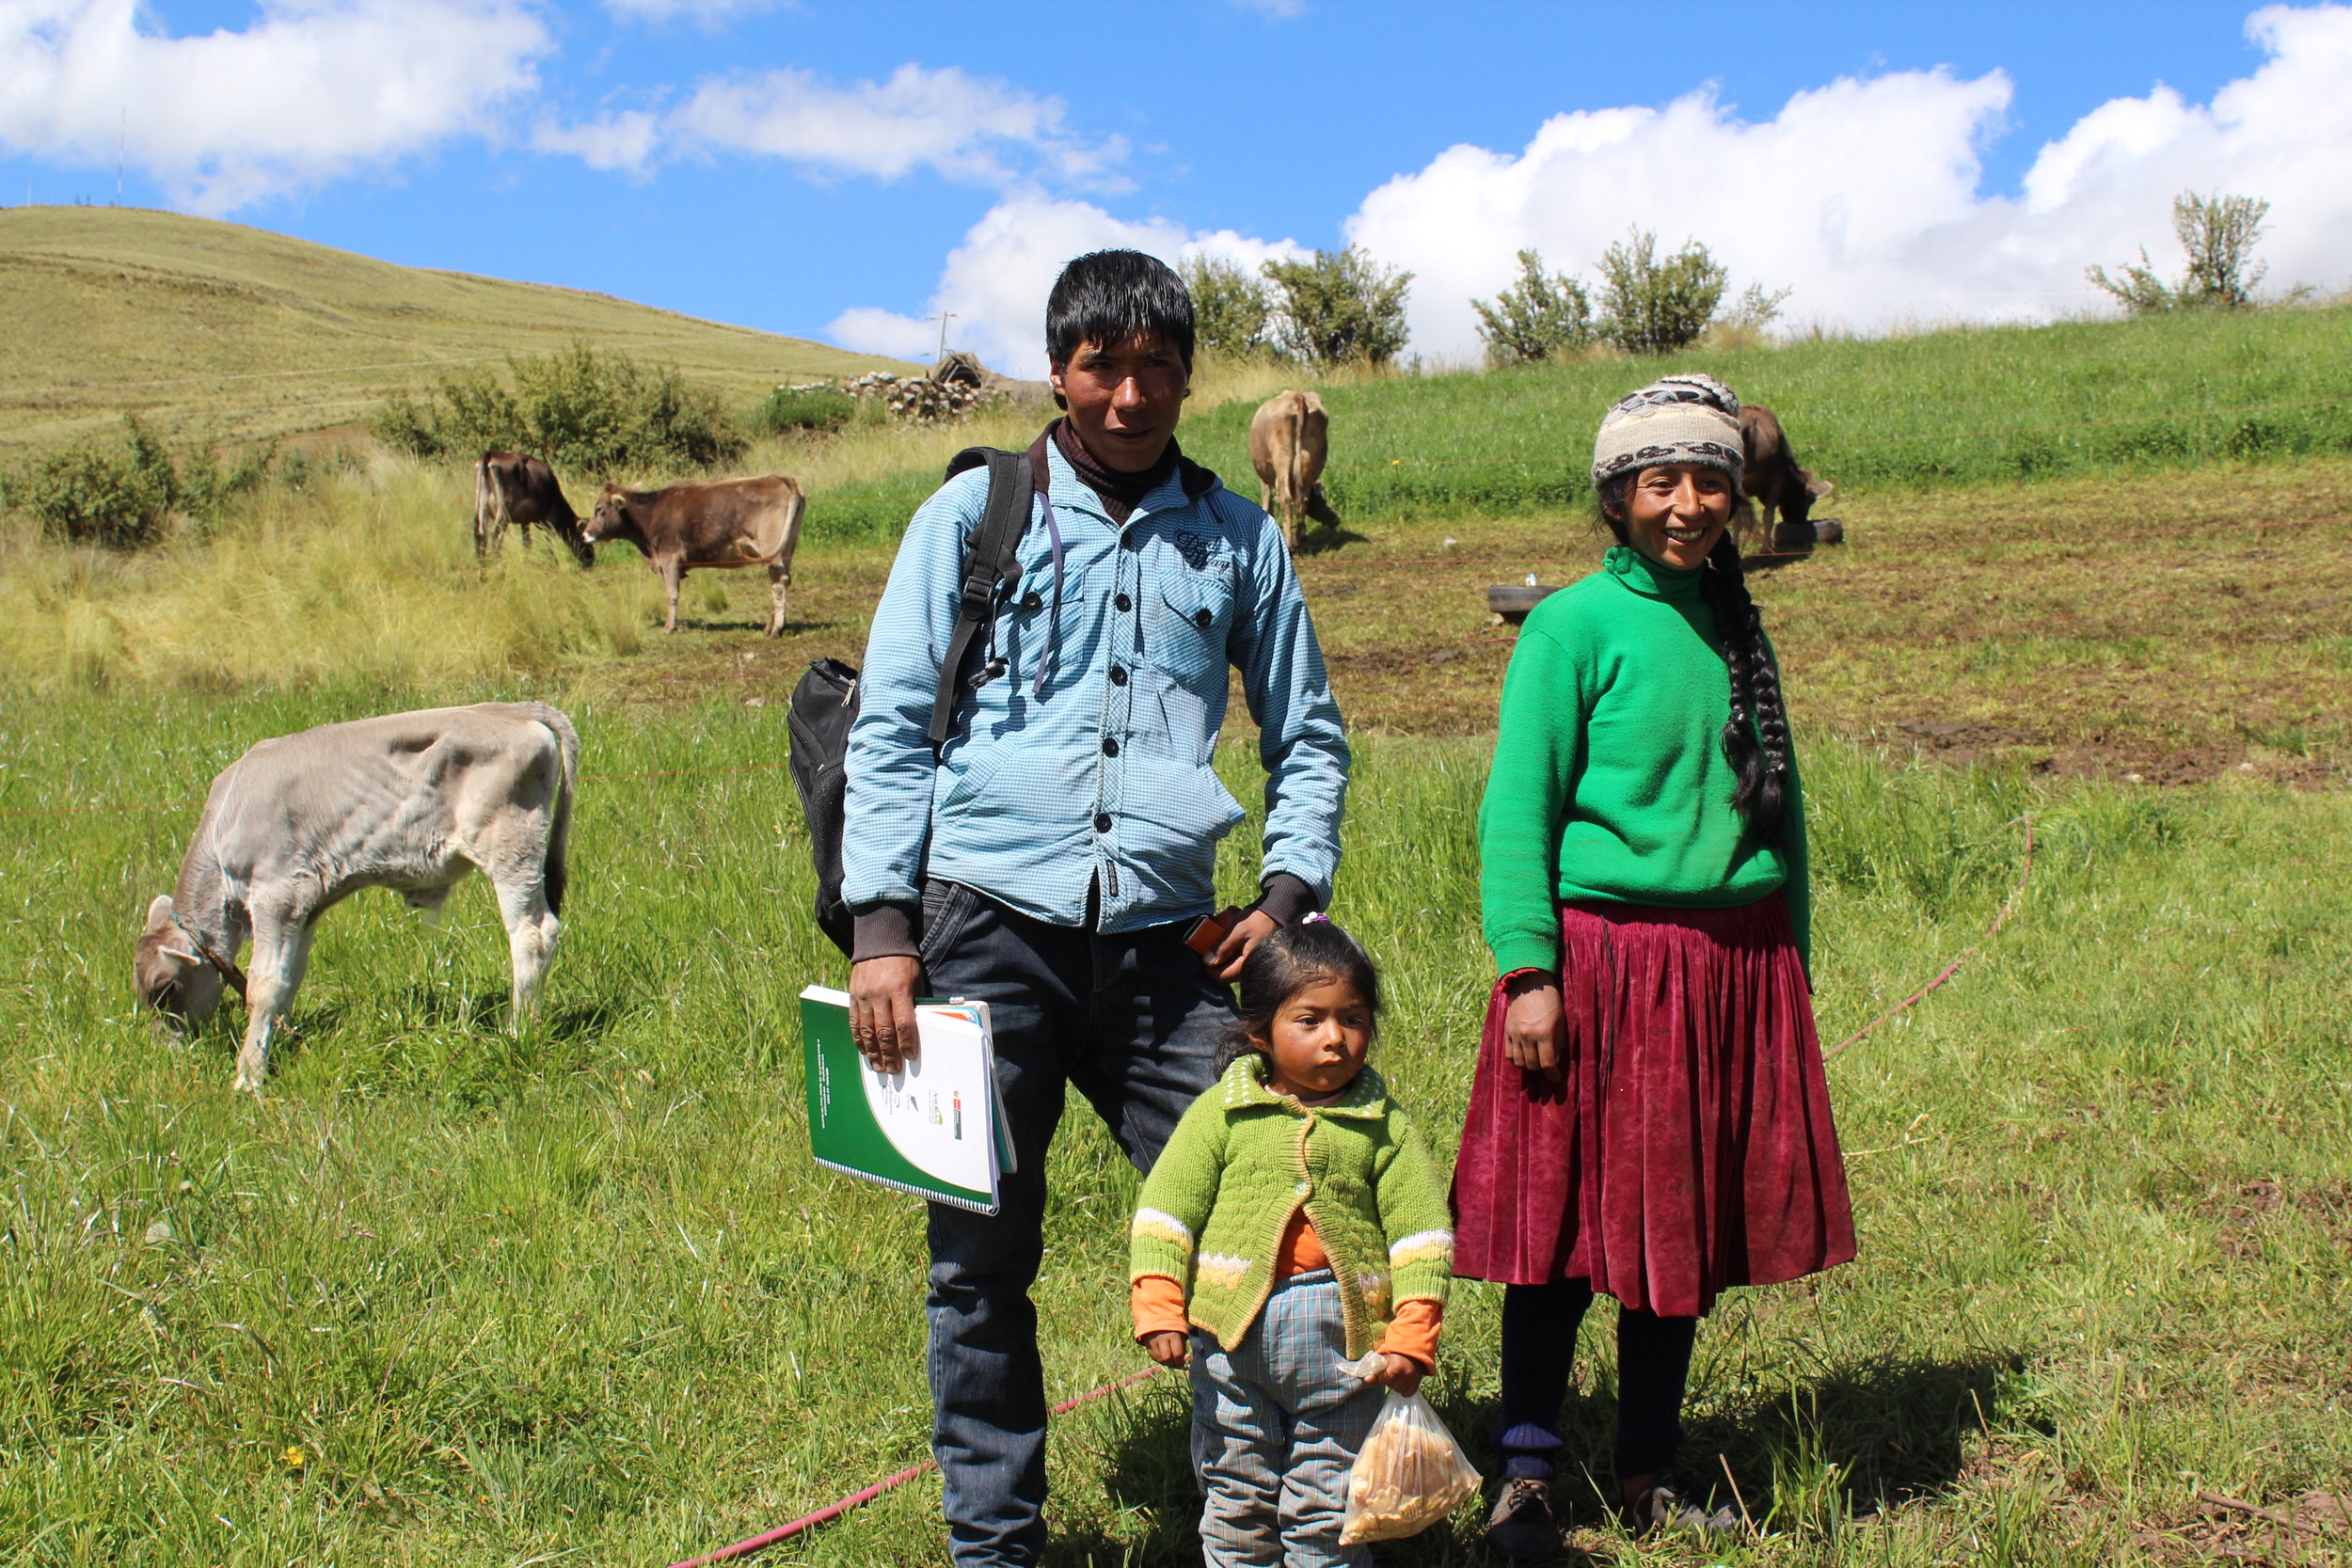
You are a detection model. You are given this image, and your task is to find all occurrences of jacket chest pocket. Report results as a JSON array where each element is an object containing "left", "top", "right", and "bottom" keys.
[{"left": 1153, "top": 558, "right": 1233, "bottom": 684}]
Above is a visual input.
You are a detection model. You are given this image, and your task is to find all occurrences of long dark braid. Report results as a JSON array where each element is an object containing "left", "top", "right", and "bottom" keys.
[{"left": 1595, "top": 474, "right": 1792, "bottom": 844}]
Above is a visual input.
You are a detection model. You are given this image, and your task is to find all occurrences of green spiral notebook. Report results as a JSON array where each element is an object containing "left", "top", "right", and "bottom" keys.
[{"left": 800, "top": 985, "right": 1014, "bottom": 1214}]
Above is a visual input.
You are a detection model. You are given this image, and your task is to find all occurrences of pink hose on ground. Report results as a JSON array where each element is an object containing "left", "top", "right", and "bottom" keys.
[{"left": 667, "top": 1367, "right": 1162, "bottom": 1568}]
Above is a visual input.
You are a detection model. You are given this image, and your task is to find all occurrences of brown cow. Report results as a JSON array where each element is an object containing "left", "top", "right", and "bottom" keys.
[
  {"left": 1738, "top": 406, "right": 1839, "bottom": 550},
  {"left": 474, "top": 451, "right": 595, "bottom": 566},
  {"left": 1248, "top": 389, "right": 1342, "bottom": 547},
  {"left": 584, "top": 475, "right": 805, "bottom": 636}
]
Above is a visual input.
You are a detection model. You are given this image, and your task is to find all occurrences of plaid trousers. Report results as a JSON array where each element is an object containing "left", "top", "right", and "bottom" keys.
[{"left": 1188, "top": 1270, "right": 1383, "bottom": 1568}]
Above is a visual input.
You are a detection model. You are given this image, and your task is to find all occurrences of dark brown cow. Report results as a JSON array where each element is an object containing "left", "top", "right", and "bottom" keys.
[
  {"left": 474, "top": 451, "right": 595, "bottom": 566},
  {"left": 1738, "top": 406, "right": 1837, "bottom": 549},
  {"left": 584, "top": 475, "right": 806, "bottom": 636}
]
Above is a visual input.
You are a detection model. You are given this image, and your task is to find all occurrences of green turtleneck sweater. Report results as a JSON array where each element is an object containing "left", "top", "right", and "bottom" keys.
[{"left": 1480, "top": 545, "right": 1810, "bottom": 978}]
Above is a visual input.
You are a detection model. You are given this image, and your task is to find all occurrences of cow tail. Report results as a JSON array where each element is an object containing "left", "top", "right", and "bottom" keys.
[
  {"left": 528, "top": 704, "right": 580, "bottom": 917},
  {"left": 1289, "top": 401, "right": 1311, "bottom": 521}
]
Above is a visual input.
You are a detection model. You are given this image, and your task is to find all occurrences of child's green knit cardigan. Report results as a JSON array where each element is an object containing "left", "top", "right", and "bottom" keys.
[{"left": 1130, "top": 1055, "right": 1454, "bottom": 1359}]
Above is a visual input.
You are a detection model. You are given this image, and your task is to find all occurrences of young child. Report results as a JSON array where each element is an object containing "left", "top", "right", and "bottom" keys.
[{"left": 1130, "top": 917, "right": 1454, "bottom": 1567}]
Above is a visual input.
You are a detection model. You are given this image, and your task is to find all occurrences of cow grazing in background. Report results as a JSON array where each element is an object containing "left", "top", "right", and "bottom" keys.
[
  {"left": 1248, "top": 389, "right": 1342, "bottom": 547},
  {"left": 474, "top": 451, "right": 595, "bottom": 566},
  {"left": 584, "top": 474, "right": 805, "bottom": 636},
  {"left": 134, "top": 704, "right": 579, "bottom": 1093},
  {"left": 1738, "top": 405, "right": 1838, "bottom": 548}
]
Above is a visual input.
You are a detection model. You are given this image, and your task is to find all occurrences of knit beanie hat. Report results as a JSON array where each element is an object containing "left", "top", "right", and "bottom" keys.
[{"left": 1591, "top": 372, "right": 1744, "bottom": 488}]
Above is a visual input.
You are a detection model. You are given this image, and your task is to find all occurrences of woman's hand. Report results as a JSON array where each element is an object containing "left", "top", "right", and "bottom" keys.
[
  {"left": 1361, "top": 1352, "right": 1425, "bottom": 1399},
  {"left": 1142, "top": 1331, "right": 1190, "bottom": 1369},
  {"left": 1502, "top": 972, "right": 1565, "bottom": 1085}
]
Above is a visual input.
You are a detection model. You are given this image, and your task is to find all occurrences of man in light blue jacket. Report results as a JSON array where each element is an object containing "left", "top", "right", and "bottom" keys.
[{"left": 840, "top": 249, "right": 1349, "bottom": 1566}]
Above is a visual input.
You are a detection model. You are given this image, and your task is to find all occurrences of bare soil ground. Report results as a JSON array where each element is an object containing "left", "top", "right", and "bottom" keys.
[{"left": 579, "top": 457, "right": 2352, "bottom": 785}]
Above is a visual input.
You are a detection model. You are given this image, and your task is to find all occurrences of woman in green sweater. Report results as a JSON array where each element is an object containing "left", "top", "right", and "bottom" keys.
[{"left": 1454, "top": 373, "right": 1855, "bottom": 1557}]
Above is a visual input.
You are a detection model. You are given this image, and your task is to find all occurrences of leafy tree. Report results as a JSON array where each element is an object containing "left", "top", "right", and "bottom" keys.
[
  {"left": 1594, "top": 229, "right": 1728, "bottom": 356},
  {"left": 2089, "top": 190, "right": 2272, "bottom": 314},
  {"left": 1262, "top": 246, "right": 1413, "bottom": 369},
  {"left": 1180, "top": 254, "right": 1275, "bottom": 359},
  {"left": 1470, "top": 249, "right": 1592, "bottom": 365}
]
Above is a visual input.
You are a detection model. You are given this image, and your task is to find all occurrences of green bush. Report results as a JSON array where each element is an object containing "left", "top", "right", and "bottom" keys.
[
  {"left": 747, "top": 385, "right": 857, "bottom": 436},
  {"left": 366, "top": 344, "right": 749, "bottom": 476},
  {"left": 1470, "top": 248, "right": 1593, "bottom": 366},
  {"left": 2, "top": 415, "right": 270, "bottom": 547},
  {"left": 1596, "top": 228, "right": 1728, "bottom": 356},
  {"left": 2089, "top": 190, "right": 2275, "bottom": 315},
  {"left": 1182, "top": 255, "right": 1278, "bottom": 360},
  {"left": 1263, "top": 247, "right": 1413, "bottom": 369}
]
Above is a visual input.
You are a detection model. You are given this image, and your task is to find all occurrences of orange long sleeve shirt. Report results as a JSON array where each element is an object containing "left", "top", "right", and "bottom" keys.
[{"left": 1132, "top": 1211, "right": 1443, "bottom": 1370}]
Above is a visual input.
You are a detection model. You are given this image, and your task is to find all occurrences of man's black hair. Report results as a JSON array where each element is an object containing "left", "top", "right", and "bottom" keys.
[{"left": 1045, "top": 249, "right": 1196, "bottom": 375}]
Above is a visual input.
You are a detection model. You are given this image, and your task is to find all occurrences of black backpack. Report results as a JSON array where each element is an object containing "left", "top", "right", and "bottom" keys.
[{"left": 788, "top": 447, "right": 1035, "bottom": 956}]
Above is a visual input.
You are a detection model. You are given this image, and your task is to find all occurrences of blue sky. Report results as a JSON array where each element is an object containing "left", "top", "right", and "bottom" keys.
[{"left": 5, "top": 2, "right": 2346, "bottom": 371}]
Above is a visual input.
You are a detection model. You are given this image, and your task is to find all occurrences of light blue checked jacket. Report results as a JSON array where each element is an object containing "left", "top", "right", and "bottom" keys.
[{"left": 840, "top": 440, "right": 1349, "bottom": 933}]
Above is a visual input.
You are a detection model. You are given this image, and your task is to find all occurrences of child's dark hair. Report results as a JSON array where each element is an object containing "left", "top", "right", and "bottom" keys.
[
  {"left": 1045, "top": 249, "right": 1196, "bottom": 400},
  {"left": 1213, "top": 918, "right": 1382, "bottom": 1075},
  {"left": 1595, "top": 470, "right": 1791, "bottom": 844}
]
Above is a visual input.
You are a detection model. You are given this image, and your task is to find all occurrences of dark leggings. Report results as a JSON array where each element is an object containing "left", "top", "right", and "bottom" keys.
[{"left": 1496, "top": 1280, "right": 1697, "bottom": 1483}]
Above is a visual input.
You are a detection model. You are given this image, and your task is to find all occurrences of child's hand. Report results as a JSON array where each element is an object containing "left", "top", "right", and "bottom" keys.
[
  {"left": 1142, "top": 1331, "right": 1190, "bottom": 1369},
  {"left": 1363, "top": 1352, "right": 1425, "bottom": 1399}
]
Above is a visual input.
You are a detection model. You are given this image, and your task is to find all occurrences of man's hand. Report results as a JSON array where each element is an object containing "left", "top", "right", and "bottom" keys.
[
  {"left": 849, "top": 955, "right": 923, "bottom": 1072},
  {"left": 1361, "top": 1352, "right": 1425, "bottom": 1399},
  {"left": 1142, "top": 1331, "right": 1190, "bottom": 1369},
  {"left": 1205, "top": 909, "right": 1279, "bottom": 982},
  {"left": 1502, "top": 972, "right": 1565, "bottom": 1085}
]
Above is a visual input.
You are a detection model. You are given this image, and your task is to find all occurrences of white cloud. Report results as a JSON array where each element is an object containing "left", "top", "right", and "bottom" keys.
[
  {"left": 1344, "top": 2, "right": 2352, "bottom": 356},
  {"left": 828, "top": 195, "right": 1308, "bottom": 375},
  {"left": 0, "top": 0, "right": 549, "bottom": 214},
  {"left": 533, "top": 62, "right": 1128, "bottom": 187}
]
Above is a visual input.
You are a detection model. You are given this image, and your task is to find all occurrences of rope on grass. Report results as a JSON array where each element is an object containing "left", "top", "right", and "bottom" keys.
[
  {"left": 666, "top": 1367, "right": 1161, "bottom": 1568},
  {"left": 1824, "top": 814, "right": 2036, "bottom": 1061}
]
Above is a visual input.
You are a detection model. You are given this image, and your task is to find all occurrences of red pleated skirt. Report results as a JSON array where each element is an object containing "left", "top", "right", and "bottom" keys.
[{"left": 1451, "top": 895, "right": 1855, "bottom": 1317}]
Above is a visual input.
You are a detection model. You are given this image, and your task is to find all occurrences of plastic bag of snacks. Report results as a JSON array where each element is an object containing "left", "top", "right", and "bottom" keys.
[{"left": 1338, "top": 1389, "right": 1483, "bottom": 1544}]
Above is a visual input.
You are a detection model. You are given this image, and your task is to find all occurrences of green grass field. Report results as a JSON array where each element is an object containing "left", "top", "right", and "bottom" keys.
[
  {"left": 3, "top": 693, "right": 2346, "bottom": 1565},
  {"left": 0, "top": 208, "right": 910, "bottom": 458},
  {"left": 4, "top": 256, "right": 2349, "bottom": 1563}
]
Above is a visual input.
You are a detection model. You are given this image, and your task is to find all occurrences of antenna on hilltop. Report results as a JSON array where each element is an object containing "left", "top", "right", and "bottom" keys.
[{"left": 931, "top": 311, "right": 957, "bottom": 361}]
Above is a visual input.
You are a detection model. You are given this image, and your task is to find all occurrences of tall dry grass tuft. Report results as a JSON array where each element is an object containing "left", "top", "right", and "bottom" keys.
[{"left": 0, "top": 455, "right": 661, "bottom": 692}]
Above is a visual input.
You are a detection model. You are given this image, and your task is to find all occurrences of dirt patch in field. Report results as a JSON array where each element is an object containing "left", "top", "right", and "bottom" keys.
[
  {"left": 583, "top": 459, "right": 2352, "bottom": 785},
  {"left": 2134, "top": 1490, "right": 2352, "bottom": 1564}
]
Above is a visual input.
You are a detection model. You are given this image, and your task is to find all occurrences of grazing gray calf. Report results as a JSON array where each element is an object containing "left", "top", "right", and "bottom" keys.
[{"left": 135, "top": 703, "right": 579, "bottom": 1092}]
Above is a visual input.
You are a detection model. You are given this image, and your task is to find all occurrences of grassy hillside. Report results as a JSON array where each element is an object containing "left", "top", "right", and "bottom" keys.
[
  {"left": 792, "top": 301, "right": 2352, "bottom": 538},
  {"left": 0, "top": 207, "right": 911, "bottom": 457}
]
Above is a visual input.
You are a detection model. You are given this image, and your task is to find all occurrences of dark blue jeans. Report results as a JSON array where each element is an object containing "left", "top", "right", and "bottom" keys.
[{"left": 918, "top": 879, "right": 1232, "bottom": 1567}]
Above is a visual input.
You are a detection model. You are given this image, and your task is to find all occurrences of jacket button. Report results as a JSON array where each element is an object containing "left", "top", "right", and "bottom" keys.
[
  {"left": 1295, "top": 1181, "right": 1310, "bottom": 1195},
  {"left": 1021, "top": 592, "right": 1042, "bottom": 611},
  {"left": 1194, "top": 608, "right": 1213, "bottom": 628},
  {"left": 1114, "top": 593, "right": 1132, "bottom": 611},
  {"left": 1109, "top": 665, "right": 1127, "bottom": 686},
  {"left": 1102, "top": 737, "right": 1119, "bottom": 756},
  {"left": 1093, "top": 812, "right": 1112, "bottom": 832}
]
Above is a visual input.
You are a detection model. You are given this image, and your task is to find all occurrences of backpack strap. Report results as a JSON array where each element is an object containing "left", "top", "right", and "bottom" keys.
[{"left": 927, "top": 448, "right": 1034, "bottom": 749}]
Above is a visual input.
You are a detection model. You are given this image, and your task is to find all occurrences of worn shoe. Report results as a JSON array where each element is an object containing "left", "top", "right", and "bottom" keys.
[
  {"left": 1485, "top": 1476, "right": 1561, "bottom": 1560},
  {"left": 1626, "top": 1470, "right": 1743, "bottom": 1538}
]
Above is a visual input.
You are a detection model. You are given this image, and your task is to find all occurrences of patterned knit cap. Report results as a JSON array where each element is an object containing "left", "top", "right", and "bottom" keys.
[{"left": 1591, "top": 372, "right": 1744, "bottom": 487}]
